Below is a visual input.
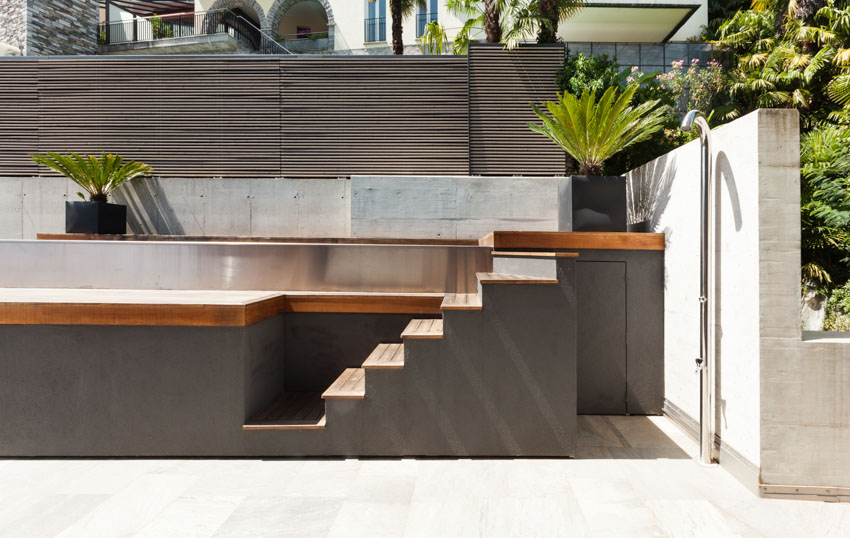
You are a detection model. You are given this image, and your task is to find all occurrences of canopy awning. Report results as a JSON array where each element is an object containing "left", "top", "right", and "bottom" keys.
[{"left": 558, "top": 3, "right": 701, "bottom": 43}]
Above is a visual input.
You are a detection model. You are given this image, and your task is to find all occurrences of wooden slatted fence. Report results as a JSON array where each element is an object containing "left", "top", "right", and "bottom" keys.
[{"left": 0, "top": 48, "right": 566, "bottom": 178}]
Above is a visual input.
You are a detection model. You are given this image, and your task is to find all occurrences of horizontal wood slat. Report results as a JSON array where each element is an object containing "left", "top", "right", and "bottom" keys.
[
  {"left": 0, "top": 60, "right": 38, "bottom": 175},
  {"left": 35, "top": 57, "right": 280, "bottom": 178},
  {"left": 280, "top": 56, "right": 469, "bottom": 178},
  {"left": 1, "top": 50, "right": 568, "bottom": 178},
  {"left": 468, "top": 45, "right": 566, "bottom": 176}
]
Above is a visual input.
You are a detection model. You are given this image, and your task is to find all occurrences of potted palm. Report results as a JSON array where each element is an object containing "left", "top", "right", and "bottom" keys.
[
  {"left": 528, "top": 84, "right": 668, "bottom": 231},
  {"left": 30, "top": 152, "right": 153, "bottom": 235}
]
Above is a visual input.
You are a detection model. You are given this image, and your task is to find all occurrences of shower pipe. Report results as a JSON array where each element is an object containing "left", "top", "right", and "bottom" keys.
[{"left": 681, "top": 110, "right": 717, "bottom": 465}]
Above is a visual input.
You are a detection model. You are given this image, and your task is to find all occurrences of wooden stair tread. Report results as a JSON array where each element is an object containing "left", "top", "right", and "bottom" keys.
[
  {"left": 492, "top": 251, "right": 579, "bottom": 258},
  {"left": 401, "top": 318, "right": 444, "bottom": 338},
  {"left": 441, "top": 293, "right": 482, "bottom": 310},
  {"left": 476, "top": 272, "right": 558, "bottom": 284},
  {"left": 362, "top": 343, "right": 405, "bottom": 369},
  {"left": 322, "top": 368, "right": 366, "bottom": 399},
  {"left": 243, "top": 392, "right": 326, "bottom": 431}
]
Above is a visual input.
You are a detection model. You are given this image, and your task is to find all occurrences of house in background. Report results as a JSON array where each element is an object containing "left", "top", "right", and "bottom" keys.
[{"left": 1, "top": 0, "right": 707, "bottom": 60}]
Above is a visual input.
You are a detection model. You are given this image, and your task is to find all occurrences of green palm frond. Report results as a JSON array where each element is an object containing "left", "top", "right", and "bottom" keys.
[
  {"left": 30, "top": 152, "right": 153, "bottom": 202},
  {"left": 527, "top": 85, "right": 668, "bottom": 175}
]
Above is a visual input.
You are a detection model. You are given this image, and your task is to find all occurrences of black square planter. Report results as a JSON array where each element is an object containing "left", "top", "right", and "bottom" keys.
[
  {"left": 559, "top": 175, "right": 627, "bottom": 232},
  {"left": 65, "top": 201, "right": 127, "bottom": 234}
]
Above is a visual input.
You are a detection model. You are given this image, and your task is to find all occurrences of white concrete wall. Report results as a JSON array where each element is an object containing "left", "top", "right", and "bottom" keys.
[
  {"left": 629, "top": 108, "right": 850, "bottom": 494},
  {"left": 0, "top": 175, "right": 563, "bottom": 240},
  {"left": 351, "top": 176, "right": 564, "bottom": 239}
]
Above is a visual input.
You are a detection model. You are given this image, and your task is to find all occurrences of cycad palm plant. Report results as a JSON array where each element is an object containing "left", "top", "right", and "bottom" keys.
[
  {"left": 528, "top": 85, "right": 669, "bottom": 175},
  {"left": 30, "top": 152, "right": 153, "bottom": 202}
]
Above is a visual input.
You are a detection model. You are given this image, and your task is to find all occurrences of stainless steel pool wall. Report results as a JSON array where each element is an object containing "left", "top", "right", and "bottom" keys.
[{"left": 0, "top": 240, "right": 492, "bottom": 293}]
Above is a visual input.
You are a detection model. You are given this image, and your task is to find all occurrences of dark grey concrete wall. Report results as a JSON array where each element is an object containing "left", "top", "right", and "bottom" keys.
[
  {"left": 0, "top": 266, "right": 578, "bottom": 456},
  {"left": 283, "top": 313, "right": 439, "bottom": 392}
]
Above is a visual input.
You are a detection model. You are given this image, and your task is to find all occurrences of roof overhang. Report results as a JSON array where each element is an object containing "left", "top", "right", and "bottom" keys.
[
  {"left": 558, "top": 3, "right": 701, "bottom": 43},
  {"left": 104, "top": 0, "right": 194, "bottom": 17}
]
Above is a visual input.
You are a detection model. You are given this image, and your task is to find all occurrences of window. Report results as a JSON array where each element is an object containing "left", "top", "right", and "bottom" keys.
[
  {"left": 365, "top": 0, "right": 386, "bottom": 43},
  {"left": 416, "top": 0, "right": 438, "bottom": 38}
]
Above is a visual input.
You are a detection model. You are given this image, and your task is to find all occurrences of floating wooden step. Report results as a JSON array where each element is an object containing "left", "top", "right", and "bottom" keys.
[
  {"left": 362, "top": 343, "right": 405, "bottom": 370},
  {"left": 243, "top": 392, "right": 326, "bottom": 431},
  {"left": 492, "top": 251, "right": 579, "bottom": 258},
  {"left": 401, "top": 318, "right": 444, "bottom": 338},
  {"left": 476, "top": 272, "right": 559, "bottom": 284},
  {"left": 441, "top": 293, "right": 482, "bottom": 310},
  {"left": 322, "top": 368, "right": 366, "bottom": 399}
]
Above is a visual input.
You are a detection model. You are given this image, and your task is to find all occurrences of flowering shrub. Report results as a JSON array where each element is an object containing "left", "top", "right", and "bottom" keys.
[{"left": 656, "top": 58, "right": 725, "bottom": 115}]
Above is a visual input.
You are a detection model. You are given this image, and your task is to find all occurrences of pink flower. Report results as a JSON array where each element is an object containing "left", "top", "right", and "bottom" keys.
[
  {"left": 626, "top": 76, "right": 635, "bottom": 83},
  {"left": 631, "top": 66, "right": 639, "bottom": 73},
  {"left": 692, "top": 58, "right": 699, "bottom": 64}
]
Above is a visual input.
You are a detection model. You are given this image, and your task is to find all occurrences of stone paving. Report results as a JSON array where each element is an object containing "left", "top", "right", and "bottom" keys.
[{"left": 0, "top": 416, "right": 848, "bottom": 537}]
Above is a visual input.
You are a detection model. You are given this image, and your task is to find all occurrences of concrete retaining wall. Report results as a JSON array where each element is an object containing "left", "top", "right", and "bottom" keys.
[
  {"left": 0, "top": 175, "right": 565, "bottom": 240},
  {"left": 628, "top": 108, "right": 850, "bottom": 495}
]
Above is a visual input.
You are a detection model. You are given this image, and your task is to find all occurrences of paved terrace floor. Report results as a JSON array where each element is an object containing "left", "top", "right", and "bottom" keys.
[{"left": 1, "top": 416, "right": 847, "bottom": 537}]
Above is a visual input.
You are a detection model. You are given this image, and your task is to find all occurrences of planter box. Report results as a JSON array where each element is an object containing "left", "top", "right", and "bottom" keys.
[
  {"left": 559, "top": 175, "right": 627, "bottom": 232},
  {"left": 65, "top": 201, "right": 127, "bottom": 234}
]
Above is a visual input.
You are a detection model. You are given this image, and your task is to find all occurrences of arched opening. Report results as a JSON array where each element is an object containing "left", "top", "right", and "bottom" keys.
[
  {"left": 269, "top": 0, "right": 334, "bottom": 52},
  {"left": 206, "top": 0, "right": 266, "bottom": 50}
]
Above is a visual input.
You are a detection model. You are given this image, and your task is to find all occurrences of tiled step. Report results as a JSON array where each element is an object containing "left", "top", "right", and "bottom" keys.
[
  {"left": 476, "top": 272, "right": 558, "bottom": 284},
  {"left": 441, "top": 293, "right": 482, "bottom": 310},
  {"left": 362, "top": 343, "right": 405, "bottom": 370},
  {"left": 243, "top": 391, "right": 326, "bottom": 431},
  {"left": 401, "top": 318, "right": 444, "bottom": 339},
  {"left": 322, "top": 368, "right": 366, "bottom": 399}
]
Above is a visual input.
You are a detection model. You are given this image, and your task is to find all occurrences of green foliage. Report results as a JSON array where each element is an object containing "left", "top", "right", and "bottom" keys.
[
  {"left": 99, "top": 31, "right": 107, "bottom": 45},
  {"left": 528, "top": 85, "right": 669, "bottom": 175},
  {"left": 703, "top": 0, "right": 751, "bottom": 40},
  {"left": 446, "top": 0, "right": 584, "bottom": 52},
  {"left": 712, "top": 1, "right": 850, "bottom": 300},
  {"left": 824, "top": 280, "right": 850, "bottom": 331},
  {"left": 800, "top": 124, "right": 850, "bottom": 287},
  {"left": 555, "top": 51, "right": 620, "bottom": 96},
  {"left": 29, "top": 152, "right": 153, "bottom": 202},
  {"left": 149, "top": 16, "right": 173, "bottom": 40},
  {"left": 420, "top": 21, "right": 450, "bottom": 54}
]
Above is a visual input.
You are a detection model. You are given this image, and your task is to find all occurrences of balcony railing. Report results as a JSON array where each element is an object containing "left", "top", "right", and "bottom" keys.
[
  {"left": 364, "top": 17, "right": 386, "bottom": 43},
  {"left": 416, "top": 12, "right": 438, "bottom": 38},
  {"left": 98, "top": 9, "right": 291, "bottom": 54}
]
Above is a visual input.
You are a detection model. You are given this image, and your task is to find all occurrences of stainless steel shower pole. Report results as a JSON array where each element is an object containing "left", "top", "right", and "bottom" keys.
[{"left": 681, "top": 110, "right": 716, "bottom": 465}]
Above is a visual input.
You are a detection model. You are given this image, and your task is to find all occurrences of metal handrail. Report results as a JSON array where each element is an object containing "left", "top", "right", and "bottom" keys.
[
  {"left": 233, "top": 15, "right": 292, "bottom": 55},
  {"left": 364, "top": 17, "right": 386, "bottom": 43},
  {"left": 97, "top": 8, "right": 292, "bottom": 54}
]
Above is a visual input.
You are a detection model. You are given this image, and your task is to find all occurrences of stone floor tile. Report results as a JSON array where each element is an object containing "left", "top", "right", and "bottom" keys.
[
  {"left": 403, "top": 498, "right": 483, "bottom": 537},
  {"left": 577, "top": 499, "right": 667, "bottom": 537},
  {"left": 480, "top": 497, "right": 589, "bottom": 538},
  {"left": 327, "top": 500, "right": 410, "bottom": 538},
  {"left": 135, "top": 495, "right": 244, "bottom": 538},
  {"left": 279, "top": 459, "right": 361, "bottom": 498},
  {"left": 646, "top": 499, "right": 740, "bottom": 537},
  {"left": 213, "top": 497, "right": 344, "bottom": 538},
  {"left": 0, "top": 494, "right": 108, "bottom": 538},
  {"left": 185, "top": 459, "right": 304, "bottom": 498},
  {"left": 55, "top": 473, "right": 199, "bottom": 538}
]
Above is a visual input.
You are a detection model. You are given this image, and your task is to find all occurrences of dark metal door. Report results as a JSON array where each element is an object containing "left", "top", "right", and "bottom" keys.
[{"left": 576, "top": 261, "right": 627, "bottom": 414}]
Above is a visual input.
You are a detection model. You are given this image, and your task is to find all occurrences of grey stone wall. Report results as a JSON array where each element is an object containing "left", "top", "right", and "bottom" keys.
[
  {"left": 0, "top": 0, "right": 26, "bottom": 54},
  {"left": 26, "top": 0, "right": 98, "bottom": 55}
]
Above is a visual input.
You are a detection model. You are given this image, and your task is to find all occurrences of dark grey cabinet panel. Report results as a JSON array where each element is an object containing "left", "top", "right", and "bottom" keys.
[{"left": 577, "top": 261, "right": 627, "bottom": 414}]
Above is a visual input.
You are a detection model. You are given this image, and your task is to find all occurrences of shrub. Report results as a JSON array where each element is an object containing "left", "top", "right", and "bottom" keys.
[
  {"left": 824, "top": 281, "right": 850, "bottom": 332},
  {"left": 556, "top": 51, "right": 620, "bottom": 97}
]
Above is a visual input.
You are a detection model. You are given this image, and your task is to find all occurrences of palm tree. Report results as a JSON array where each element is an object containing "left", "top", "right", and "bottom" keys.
[
  {"left": 389, "top": 0, "right": 426, "bottom": 54},
  {"left": 485, "top": 0, "right": 501, "bottom": 42},
  {"left": 536, "top": 0, "right": 585, "bottom": 44}
]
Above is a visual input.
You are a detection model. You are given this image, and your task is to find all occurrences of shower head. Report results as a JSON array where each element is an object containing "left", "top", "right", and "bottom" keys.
[{"left": 681, "top": 110, "right": 703, "bottom": 132}]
